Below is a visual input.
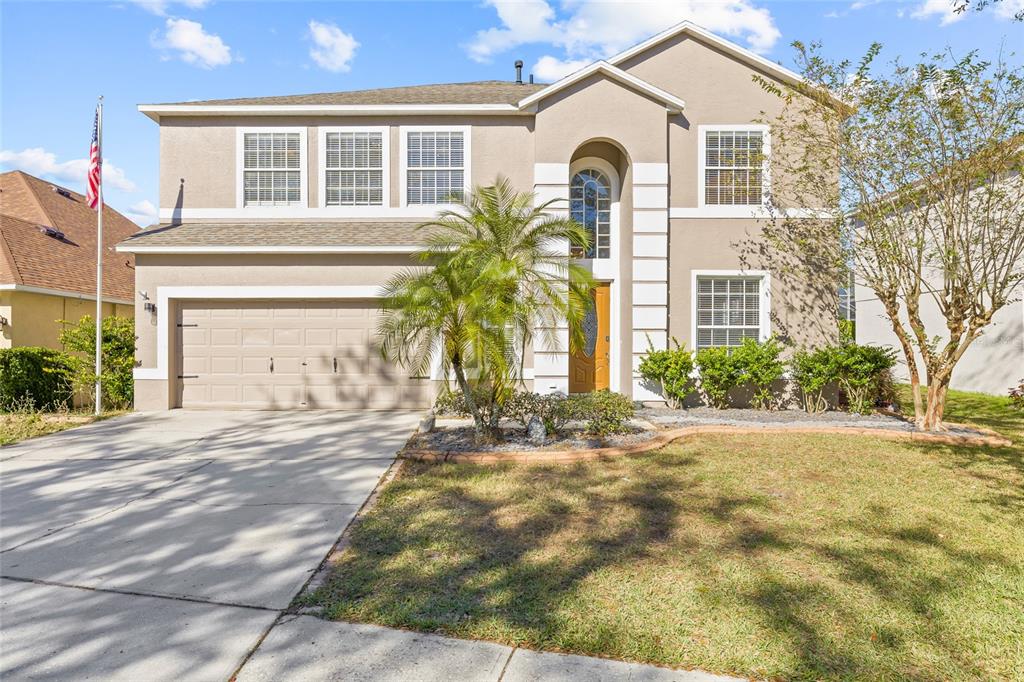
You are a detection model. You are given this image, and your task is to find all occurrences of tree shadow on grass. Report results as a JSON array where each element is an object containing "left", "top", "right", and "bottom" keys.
[{"left": 308, "top": 441, "right": 1023, "bottom": 680}]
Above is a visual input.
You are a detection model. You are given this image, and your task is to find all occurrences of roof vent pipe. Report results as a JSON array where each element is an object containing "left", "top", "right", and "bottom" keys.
[
  {"left": 514, "top": 60, "right": 523, "bottom": 84},
  {"left": 529, "top": 74, "right": 534, "bottom": 84}
]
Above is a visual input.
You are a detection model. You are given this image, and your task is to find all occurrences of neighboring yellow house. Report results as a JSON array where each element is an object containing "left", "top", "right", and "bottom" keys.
[{"left": 0, "top": 170, "right": 137, "bottom": 349}]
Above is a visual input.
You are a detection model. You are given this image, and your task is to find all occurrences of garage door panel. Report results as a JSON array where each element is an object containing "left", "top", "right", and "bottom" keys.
[{"left": 177, "top": 300, "right": 431, "bottom": 409}]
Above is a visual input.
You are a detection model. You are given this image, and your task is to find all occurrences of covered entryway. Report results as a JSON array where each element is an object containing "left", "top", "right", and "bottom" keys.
[{"left": 176, "top": 300, "right": 431, "bottom": 409}]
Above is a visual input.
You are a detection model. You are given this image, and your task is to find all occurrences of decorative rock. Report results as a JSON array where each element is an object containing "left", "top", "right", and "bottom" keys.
[
  {"left": 526, "top": 415, "right": 546, "bottom": 444},
  {"left": 417, "top": 412, "right": 436, "bottom": 434}
]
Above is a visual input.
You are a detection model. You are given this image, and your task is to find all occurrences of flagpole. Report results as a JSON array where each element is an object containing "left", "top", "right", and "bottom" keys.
[{"left": 94, "top": 96, "right": 104, "bottom": 416}]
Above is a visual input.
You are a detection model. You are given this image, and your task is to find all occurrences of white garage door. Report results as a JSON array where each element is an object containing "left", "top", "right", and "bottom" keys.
[{"left": 176, "top": 300, "right": 432, "bottom": 409}]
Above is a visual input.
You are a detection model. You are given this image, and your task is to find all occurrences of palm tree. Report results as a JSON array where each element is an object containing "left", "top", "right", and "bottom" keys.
[{"left": 378, "top": 177, "right": 594, "bottom": 440}]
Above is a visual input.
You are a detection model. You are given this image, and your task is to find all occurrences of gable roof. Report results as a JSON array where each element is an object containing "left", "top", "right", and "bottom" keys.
[
  {"left": 516, "top": 61, "right": 685, "bottom": 112},
  {"left": 607, "top": 20, "right": 806, "bottom": 87},
  {"left": 0, "top": 171, "right": 138, "bottom": 302}
]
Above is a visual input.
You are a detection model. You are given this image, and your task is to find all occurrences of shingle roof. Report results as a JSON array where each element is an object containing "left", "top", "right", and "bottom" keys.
[
  {"left": 118, "top": 222, "right": 432, "bottom": 250},
  {"left": 158, "top": 81, "right": 547, "bottom": 107},
  {"left": 0, "top": 171, "right": 138, "bottom": 301}
]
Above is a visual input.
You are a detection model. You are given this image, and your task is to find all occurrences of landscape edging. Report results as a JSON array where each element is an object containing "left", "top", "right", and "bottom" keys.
[{"left": 400, "top": 422, "right": 1012, "bottom": 464}]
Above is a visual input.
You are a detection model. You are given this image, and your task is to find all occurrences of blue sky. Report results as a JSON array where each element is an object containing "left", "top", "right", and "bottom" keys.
[{"left": 2, "top": 0, "right": 1021, "bottom": 226}]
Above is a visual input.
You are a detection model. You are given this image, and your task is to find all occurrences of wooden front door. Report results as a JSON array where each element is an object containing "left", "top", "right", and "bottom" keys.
[{"left": 569, "top": 284, "right": 611, "bottom": 393}]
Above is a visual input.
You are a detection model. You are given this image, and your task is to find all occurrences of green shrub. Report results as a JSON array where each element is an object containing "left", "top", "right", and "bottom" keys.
[
  {"left": 0, "top": 347, "right": 73, "bottom": 411},
  {"left": 637, "top": 338, "right": 695, "bottom": 409},
  {"left": 790, "top": 346, "right": 840, "bottom": 413},
  {"left": 695, "top": 346, "right": 741, "bottom": 409},
  {"left": 833, "top": 343, "right": 898, "bottom": 414},
  {"left": 58, "top": 315, "right": 136, "bottom": 411},
  {"left": 504, "top": 391, "right": 573, "bottom": 434},
  {"left": 839, "top": 319, "right": 855, "bottom": 344},
  {"left": 434, "top": 385, "right": 502, "bottom": 425},
  {"left": 569, "top": 390, "right": 635, "bottom": 436},
  {"left": 730, "top": 337, "right": 785, "bottom": 410}
]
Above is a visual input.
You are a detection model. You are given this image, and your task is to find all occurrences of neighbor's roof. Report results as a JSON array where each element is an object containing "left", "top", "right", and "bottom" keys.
[
  {"left": 169, "top": 81, "right": 548, "bottom": 107},
  {"left": 0, "top": 171, "right": 138, "bottom": 301},
  {"left": 117, "top": 221, "right": 432, "bottom": 253}
]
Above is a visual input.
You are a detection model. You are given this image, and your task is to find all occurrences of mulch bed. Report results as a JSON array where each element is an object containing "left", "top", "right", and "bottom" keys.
[{"left": 402, "top": 410, "right": 1011, "bottom": 464}]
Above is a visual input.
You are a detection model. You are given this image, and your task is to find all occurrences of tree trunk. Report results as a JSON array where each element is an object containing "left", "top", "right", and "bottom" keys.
[{"left": 452, "top": 361, "right": 485, "bottom": 436}]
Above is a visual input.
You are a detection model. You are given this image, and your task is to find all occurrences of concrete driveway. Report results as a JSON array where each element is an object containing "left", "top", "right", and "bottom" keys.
[{"left": 0, "top": 410, "right": 419, "bottom": 680}]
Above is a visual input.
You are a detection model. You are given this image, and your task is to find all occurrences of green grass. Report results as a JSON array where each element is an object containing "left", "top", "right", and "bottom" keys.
[
  {"left": 307, "top": 390, "right": 1024, "bottom": 680},
  {"left": 0, "top": 411, "right": 123, "bottom": 446}
]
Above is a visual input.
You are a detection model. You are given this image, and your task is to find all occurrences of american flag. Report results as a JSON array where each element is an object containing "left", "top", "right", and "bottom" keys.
[{"left": 86, "top": 106, "right": 101, "bottom": 210}]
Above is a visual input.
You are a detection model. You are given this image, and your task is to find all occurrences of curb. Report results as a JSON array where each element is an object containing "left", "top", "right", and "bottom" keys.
[{"left": 400, "top": 422, "right": 1012, "bottom": 465}]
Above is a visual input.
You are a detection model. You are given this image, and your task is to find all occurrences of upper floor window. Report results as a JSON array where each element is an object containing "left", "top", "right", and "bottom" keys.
[
  {"left": 404, "top": 129, "right": 467, "bottom": 205},
  {"left": 694, "top": 275, "right": 768, "bottom": 349},
  {"left": 324, "top": 130, "right": 384, "bottom": 206},
  {"left": 242, "top": 131, "right": 303, "bottom": 207},
  {"left": 701, "top": 126, "right": 768, "bottom": 206},
  {"left": 570, "top": 169, "right": 611, "bottom": 259}
]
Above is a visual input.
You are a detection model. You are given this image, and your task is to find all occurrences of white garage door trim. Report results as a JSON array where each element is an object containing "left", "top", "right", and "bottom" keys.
[{"left": 135, "top": 286, "right": 384, "bottom": 382}]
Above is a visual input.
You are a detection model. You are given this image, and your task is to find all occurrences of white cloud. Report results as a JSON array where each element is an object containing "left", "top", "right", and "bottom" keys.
[
  {"left": 308, "top": 20, "right": 359, "bottom": 72},
  {"left": 153, "top": 18, "right": 233, "bottom": 68},
  {"left": 911, "top": 0, "right": 966, "bottom": 24},
  {"left": 993, "top": 0, "right": 1024, "bottom": 19},
  {"left": 128, "top": 0, "right": 210, "bottom": 17},
  {"left": 126, "top": 199, "right": 159, "bottom": 226},
  {"left": 466, "top": 0, "right": 782, "bottom": 76},
  {"left": 0, "top": 147, "right": 137, "bottom": 193},
  {"left": 532, "top": 55, "right": 593, "bottom": 81}
]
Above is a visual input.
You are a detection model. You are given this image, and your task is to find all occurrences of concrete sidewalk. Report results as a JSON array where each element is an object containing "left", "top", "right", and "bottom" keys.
[{"left": 236, "top": 615, "right": 744, "bottom": 682}]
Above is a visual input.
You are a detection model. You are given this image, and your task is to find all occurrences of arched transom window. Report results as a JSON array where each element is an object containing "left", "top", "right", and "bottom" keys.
[{"left": 570, "top": 169, "right": 611, "bottom": 259}]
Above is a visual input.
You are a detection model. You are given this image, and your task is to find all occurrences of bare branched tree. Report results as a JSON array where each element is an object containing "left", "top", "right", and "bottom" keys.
[{"left": 757, "top": 45, "right": 1024, "bottom": 430}]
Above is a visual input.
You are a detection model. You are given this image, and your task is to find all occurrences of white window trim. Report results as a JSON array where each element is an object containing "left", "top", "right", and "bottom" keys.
[
  {"left": 236, "top": 126, "right": 308, "bottom": 210},
  {"left": 399, "top": 125, "right": 472, "bottom": 208},
  {"left": 317, "top": 125, "right": 390, "bottom": 209},
  {"left": 690, "top": 269, "right": 771, "bottom": 350},
  {"left": 697, "top": 124, "right": 770, "bottom": 213}
]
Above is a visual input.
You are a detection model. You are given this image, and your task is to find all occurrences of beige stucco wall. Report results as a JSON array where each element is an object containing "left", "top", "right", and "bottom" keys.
[
  {"left": 0, "top": 291, "right": 132, "bottom": 350},
  {"left": 668, "top": 219, "right": 838, "bottom": 351},
  {"left": 159, "top": 115, "right": 535, "bottom": 211},
  {"left": 618, "top": 33, "right": 791, "bottom": 208}
]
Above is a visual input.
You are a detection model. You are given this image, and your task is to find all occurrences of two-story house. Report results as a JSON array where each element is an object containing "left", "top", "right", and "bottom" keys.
[{"left": 119, "top": 21, "right": 838, "bottom": 411}]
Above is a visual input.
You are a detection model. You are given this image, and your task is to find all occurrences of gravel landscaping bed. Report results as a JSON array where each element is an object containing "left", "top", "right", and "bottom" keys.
[
  {"left": 638, "top": 406, "right": 989, "bottom": 437},
  {"left": 408, "top": 422, "right": 657, "bottom": 453}
]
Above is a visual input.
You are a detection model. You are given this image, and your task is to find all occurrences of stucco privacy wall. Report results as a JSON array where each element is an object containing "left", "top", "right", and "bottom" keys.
[
  {"left": 856, "top": 283, "right": 1024, "bottom": 395},
  {"left": 617, "top": 33, "right": 791, "bottom": 208},
  {"left": 533, "top": 74, "right": 670, "bottom": 396},
  {"left": 159, "top": 115, "right": 534, "bottom": 213},
  {"left": 0, "top": 291, "right": 132, "bottom": 350}
]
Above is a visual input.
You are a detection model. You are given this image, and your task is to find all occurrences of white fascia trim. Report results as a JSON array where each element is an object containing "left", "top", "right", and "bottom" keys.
[
  {"left": 138, "top": 103, "right": 525, "bottom": 122},
  {"left": 117, "top": 245, "right": 420, "bottom": 255},
  {"left": 158, "top": 207, "right": 450, "bottom": 220},
  {"left": 690, "top": 269, "right": 772, "bottom": 349},
  {"left": 0, "top": 283, "right": 132, "bottom": 305},
  {"left": 399, "top": 125, "right": 472, "bottom": 209},
  {"left": 608, "top": 21, "right": 808, "bottom": 89},
  {"left": 517, "top": 61, "right": 685, "bottom": 113},
  {"left": 697, "top": 124, "right": 771, "bottom": 212},
  {"left": 236, "top": 126, "right": 309, "bottom": 211},
  {"left": 317, "top": 125, "right": 391, "bottom": 210},
  {"left": 136, "top": 285, "right": 385, "bottom": 382}
]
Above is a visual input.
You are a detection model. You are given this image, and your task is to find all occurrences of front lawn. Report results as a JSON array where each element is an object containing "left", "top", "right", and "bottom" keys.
[
  {"left": 306, "top": 390, "right": 1024, "bottom": 680},
  {"left": 0, "top": 411, "right": 120, "bottom": 446}
]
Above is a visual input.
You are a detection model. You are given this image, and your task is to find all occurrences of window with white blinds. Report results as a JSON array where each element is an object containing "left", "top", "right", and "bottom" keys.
[
  {"left": 324, "top": 131, "right": 384, "bottom": 206},
  {"left": 703, "top": 128, "right": 766, "bottom": 206},
  {"left": 406, "top": 130, "right": 465, "bottom": 204},
  {"left": 695, "top": 276, "right": 765, "bottom": 349},
  {"left": 242, "top": 131, "right": 303, "bottom": 206}
]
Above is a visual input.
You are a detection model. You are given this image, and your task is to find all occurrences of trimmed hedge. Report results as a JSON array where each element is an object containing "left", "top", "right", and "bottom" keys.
[{"left": 0, "top": 347, "right": 73, "bottom": 411}]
